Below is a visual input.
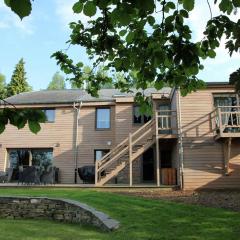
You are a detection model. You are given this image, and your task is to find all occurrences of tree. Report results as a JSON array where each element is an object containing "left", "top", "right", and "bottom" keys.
[
  {"left": 230, "top": 68, "right": 240, "bottom": 93},
  {"left": 50, "top": 0, "right": 240, "bottom": 108},
  {"left": 0, "top": 73, "right": 7, "bottom": 100},
  {"left": 47, "top": 72, "right": 66, "bottom": 90},
  {"left": 7, "top": 58, "right": 32, "bottom": 97},
  {"left": 3, "top": 0, "right": 240, "bottom": 131}
]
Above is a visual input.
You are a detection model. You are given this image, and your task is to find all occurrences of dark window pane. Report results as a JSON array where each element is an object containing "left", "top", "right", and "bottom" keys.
[
  {"left": 96, "top": 108, "right": 110, "bottom": 129},
  {"left": 143, "top": 115, "right": 151, "bottom": 123},
  {"left": 133, "top": 106, "right": 142, "bottom": 124},
  {"left": 32, "top": 149, "right": 53, "bottom": 171}
]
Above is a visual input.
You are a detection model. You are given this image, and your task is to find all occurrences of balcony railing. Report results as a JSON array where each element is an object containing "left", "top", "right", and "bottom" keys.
[
  {"left": 214, "top": 106, "right": 240, "bottom": 137},
  {"left": 155, "top": 110, "right": 178, "bottom": 137}
]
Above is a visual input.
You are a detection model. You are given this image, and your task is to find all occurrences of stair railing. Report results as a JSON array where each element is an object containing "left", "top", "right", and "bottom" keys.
[{"left": 95, "top": 119, "right": 155, "bottom": 185}]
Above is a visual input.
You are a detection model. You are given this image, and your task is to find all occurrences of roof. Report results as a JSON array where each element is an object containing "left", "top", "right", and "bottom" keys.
[{"left": 3, "top": 88, "right": 172, "bottom": 105}]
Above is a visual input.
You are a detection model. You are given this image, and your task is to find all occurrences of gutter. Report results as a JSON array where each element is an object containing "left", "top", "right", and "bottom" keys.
[
  {"left": 73, "top": 101, "right": 82, "bottom": 184},
  {"left": 177, "top": 87, "right": 184, "bottom": 189}
]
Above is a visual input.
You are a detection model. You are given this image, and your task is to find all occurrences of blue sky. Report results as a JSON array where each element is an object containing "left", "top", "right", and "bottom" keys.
[{"left": 0, "top": 0, "right": 239, "bottom": 90}]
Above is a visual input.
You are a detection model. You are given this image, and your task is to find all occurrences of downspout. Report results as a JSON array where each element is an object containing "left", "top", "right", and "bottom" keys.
[
  {"left": 177, "top": 87, "right": 184, "bottom": 189},
  {"left": 73, "top": 101, "right": 82, "bottom": 184}
]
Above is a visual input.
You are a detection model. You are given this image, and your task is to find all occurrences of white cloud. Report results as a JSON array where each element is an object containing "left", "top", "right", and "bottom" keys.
[
  {"left": 55, "top": 0, "right": 89, "bottom": 30},
  {"left": 0, "top": 1, "right": 34, "bottom": 34}
]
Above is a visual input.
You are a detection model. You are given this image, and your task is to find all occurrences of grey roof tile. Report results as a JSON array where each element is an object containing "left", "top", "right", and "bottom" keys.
[{"left": 3, "top": 88, "right": 172, "bottom": 105}]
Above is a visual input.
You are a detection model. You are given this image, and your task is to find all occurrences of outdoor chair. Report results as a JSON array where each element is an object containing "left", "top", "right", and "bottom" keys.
[
  {"left": 18, "top": 166, "right": 41, "bottom": 185},
  {"left": 40, "top": 166, "right": 58, "bottom": 185},
  {"left": 0, "top": 168, "right": 13, "bottom": 183}
]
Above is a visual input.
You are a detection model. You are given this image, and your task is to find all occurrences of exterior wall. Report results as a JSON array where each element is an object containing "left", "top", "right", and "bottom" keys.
[
  {"left": 180, "top": 88, "right": 240, "bottom": 189},
  {"left": 0, "top": 107, "right": 75, "bottom": 183},
  {"left": 76, "top": 105, "right": 115, "bottom": 183}
]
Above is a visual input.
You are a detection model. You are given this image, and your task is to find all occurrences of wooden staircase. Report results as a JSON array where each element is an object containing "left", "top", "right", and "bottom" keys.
[{"left": 95, "top": 119, "right": 156, "bottom": 186}]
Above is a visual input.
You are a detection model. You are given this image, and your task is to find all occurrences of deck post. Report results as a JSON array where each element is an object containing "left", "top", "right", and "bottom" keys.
[
  {"left": 217, "top": 107, "right": 222, "bottom": 136},
  {"left": 129, "top": 133, "right": 133, "bottom": 186},
  {"left": 95, "top": 162, "right": 98, "bottom": 186},
  {"left": 223, "top": 137, "right": 232, "bottom": 175},
  {"left": 155, "top": 112, "right": 160, "bottom": 187}
]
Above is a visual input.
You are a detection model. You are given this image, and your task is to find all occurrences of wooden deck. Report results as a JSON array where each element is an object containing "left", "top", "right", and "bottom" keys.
[
  {"left": 214, "top": 106, "right": 240, "bottom": 140},
  {"left": 0, "top": 183, "right": 178, "bottom": 189}
]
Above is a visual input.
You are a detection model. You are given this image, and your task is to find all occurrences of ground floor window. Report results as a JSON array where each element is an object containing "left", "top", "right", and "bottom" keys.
[
  {"left": 8, "top": 148, "right": 53, "bottom": 180},
  {"left": 94, "top": 149, "right": 109, "bottom": 162}
]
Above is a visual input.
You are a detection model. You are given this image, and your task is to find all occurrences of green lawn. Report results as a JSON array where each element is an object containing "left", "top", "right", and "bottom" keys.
[{"left": 0, "top": 188, "right": 239, "bottom": 240}]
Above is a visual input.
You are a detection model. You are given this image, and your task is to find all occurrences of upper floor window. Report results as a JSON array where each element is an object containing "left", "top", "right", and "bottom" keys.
[
  {"left": 43, "top": 109, "right": 55, "bottom": 122},
  {"left": 213, "top": 94, "right": 237, "bottom": 107},
  {"left": 96, "top": 108, "right": 111, "bottom": 129},
  {"left": 133, "top": 105, "right": 151, "bottom": 124}
]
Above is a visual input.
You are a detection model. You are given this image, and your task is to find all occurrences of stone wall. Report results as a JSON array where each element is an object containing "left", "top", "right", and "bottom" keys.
[{"left": 0, "top": 196, "right": 119, "bottom": 231}]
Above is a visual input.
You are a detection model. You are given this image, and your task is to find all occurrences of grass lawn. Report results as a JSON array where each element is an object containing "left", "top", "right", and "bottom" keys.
[{"left": 0, "top": 188, "right": 239, "bottom": 240}]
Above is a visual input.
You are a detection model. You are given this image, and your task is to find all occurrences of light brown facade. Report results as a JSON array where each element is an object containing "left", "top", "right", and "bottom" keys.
[{"left": 0, "top": 85, "right": 240, "bottom": 189}]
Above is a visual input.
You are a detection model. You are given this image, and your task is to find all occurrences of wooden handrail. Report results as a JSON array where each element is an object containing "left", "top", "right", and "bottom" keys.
[{"left": 131, "top": 119, "right": 154, "bottom": 137}]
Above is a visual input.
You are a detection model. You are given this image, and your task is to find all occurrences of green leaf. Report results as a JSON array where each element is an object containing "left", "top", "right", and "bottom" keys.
[
  {"left": 219, "top": 0, "right": 232, "bottom": 13},
  {"left": 119, "top": 29, "right": 127, "bottom": 36},
  {"left": 183, "top": 0, "right": 194, "bottom": 11},
  {"left": 208, "top": 49, "right": 216, "bottom": 58},
  {"left": 180, "top": 9, "right": 189, "bottom": 18},
  {"left": 4, "top": 0, "right": 10, "bottom": 7},
  {"left": 147, "top": 16, "right": 155, "bottom": 26},
  {"left": 0, "top": 123, "right": 5, "bottom": 134},
  {"left": 166, "top": 2, "right": 175, "bottom": 9},
  {"left": 28, "top": 121, "right": 41, "bottom": 134},
  {"left": 73, "top": 1, "right": 83, "bottom": 13},
  {"left": 9, "top": 0, "right": 32, "bottom": 20},
  {"left": 233, "top": 0, "right": 240, "bottom": 7},
  {"left": 126, "top": 32, "right": 135, "bottom": 43},
  {"left": 83, "top": 1, "right": 97, "bottom": 17}
]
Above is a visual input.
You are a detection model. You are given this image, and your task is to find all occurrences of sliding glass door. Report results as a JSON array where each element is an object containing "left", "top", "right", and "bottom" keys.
[{"left": 7, "top": 148, "right": 53, "bottom": 181}]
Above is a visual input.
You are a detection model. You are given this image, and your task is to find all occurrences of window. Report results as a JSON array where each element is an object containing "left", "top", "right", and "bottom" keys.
[
  {"left": 43, "top": 109, "right": 55, "bottom": 122},
  {"left": 7, "top": 148, "right": 53, "bottom": 181},
  {"left": 133, "top": 105, "right": 151, "bottom": 124},
  {"left": 96, "top": 108, "right": 111, "bottom": 129},
  {"left": 94, "top": 149, "right": 110, "bottom": 162}
]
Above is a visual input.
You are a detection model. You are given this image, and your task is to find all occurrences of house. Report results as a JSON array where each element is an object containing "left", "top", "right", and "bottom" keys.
[{"left": 0, "top": 83, "right": 240, "bottom": 189}]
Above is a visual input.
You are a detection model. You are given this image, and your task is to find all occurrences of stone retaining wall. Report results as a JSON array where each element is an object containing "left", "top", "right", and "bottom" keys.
[{"left": 0, "top": 196, "right": 119, "bottom": 231}]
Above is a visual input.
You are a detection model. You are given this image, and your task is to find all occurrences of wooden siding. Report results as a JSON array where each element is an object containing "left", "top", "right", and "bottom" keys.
[
  {"left": 0, "top": 108, "right": 75, "bottom": 183},
  {"left": 180, "top": 88, "right": 240, "bottom": 189}
]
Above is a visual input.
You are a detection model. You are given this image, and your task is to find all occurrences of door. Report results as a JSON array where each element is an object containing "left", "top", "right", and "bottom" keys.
[{"left": 142, "top": 148, "right": 154, "bottom": 182}]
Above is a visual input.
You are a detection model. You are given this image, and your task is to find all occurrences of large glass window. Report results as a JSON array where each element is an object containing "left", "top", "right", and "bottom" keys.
[
  {"left": 43, "top": 109, "right": 55, "bottom": 122},
  {"left": 96, "top": 108, "right": 111, "bottom": 129},
  {"left": 133, "top": 105, "right": 151, "bottom": 124},
  {"left": 94, "top": 149, "right": 109, "bottom": 162},
  {"left": 32, "top": 149, "right": 53, "bottom": 171},
  {"left": 213, "top": 94, "right": 239, "bottom": 133},
  {"left": 7, "top": 148, "right": 53, "bottom": 181}
]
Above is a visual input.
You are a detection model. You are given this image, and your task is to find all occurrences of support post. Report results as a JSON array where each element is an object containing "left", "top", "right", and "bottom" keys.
[
  {"left": 155, "top": 112, "right": 160, "bottom": 186},
  {"left": 129, "top": 133, "right": 133, "bottom": 186},
  {"left": 217, "top": 107, "right": 222, "bottom": 136},
  {"left": 95, "top": 162, "right": 98, "bottom": 186},
  {"left": 223, "top": 137, "right": 232, "bottom": 175}
]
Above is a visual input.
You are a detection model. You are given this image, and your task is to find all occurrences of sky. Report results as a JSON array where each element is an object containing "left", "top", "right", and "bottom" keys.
[{"left": 0, "top": 0, "right": 239, "bottom": 90}]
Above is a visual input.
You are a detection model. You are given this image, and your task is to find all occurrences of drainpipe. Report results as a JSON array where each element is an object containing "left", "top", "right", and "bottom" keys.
[
  {"left": 177, "top": 87, "right": 184, "bottom": 190},
  {"left": 73, "top": 101, "right": 82, "bottom": 184}
]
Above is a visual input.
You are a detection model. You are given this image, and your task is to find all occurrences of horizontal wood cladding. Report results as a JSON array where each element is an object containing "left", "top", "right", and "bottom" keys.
[
  {"left": 180, "top": 88, "right": 240, "bottom": 189},
  {"left": 180, "top": 89, "right": 235, "bottom": 138}
]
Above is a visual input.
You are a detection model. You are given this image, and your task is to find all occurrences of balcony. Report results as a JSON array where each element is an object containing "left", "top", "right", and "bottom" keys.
[
  {"left": 155, "top": 110, "right": 178, "bottom": 139},
  {"left": 214, "top": 106, "right": 240, "bottom": 139}
]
